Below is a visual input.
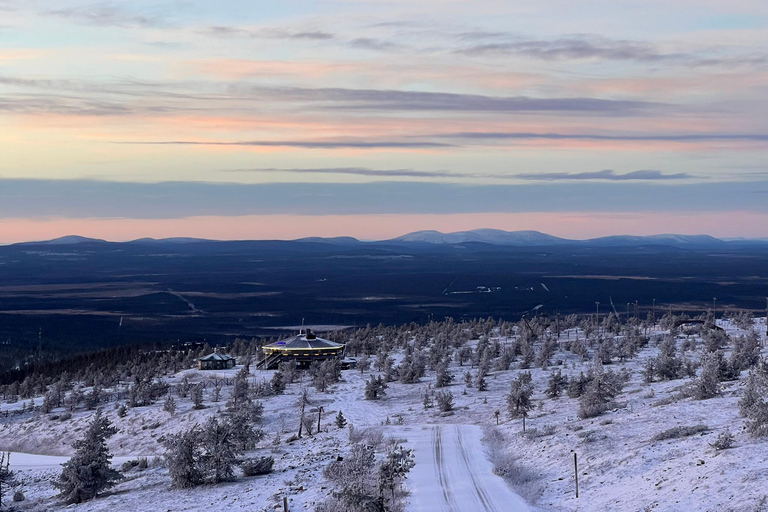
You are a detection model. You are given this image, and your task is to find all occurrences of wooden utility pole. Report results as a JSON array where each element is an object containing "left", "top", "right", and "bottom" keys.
[
  {"left": 283, "top": 496, "right": 289, "bottom": 511},
  {"left": 522, "top": 413, "right": 526, "bottom": 432},
  {"left": 317, "top": 406, "right": 323, "bottom": 434},
  {"left": 574, "top": 452, "right": 579, "bottom": 498}
]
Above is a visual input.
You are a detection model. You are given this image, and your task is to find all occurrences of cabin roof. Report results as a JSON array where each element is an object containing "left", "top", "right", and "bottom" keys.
[
  {"left": 263, "top": 333, "right": 343, "bottom": 351},
  {"left": 198, "top": 352, "right": 236, "bottom": 361}
]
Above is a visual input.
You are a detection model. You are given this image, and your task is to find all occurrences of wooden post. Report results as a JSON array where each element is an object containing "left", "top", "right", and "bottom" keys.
[
  {"left": 283, "top": 495, "right": 289, "bottom": 511},
  {"left": 574, "top": 452, "right": 579, "bottom": 498},
  {"left": 522, "top": 413, "right": 526, "bottom": 432},
  {"left": 317, "top": 406, "right": 323, "bottom": 434}
]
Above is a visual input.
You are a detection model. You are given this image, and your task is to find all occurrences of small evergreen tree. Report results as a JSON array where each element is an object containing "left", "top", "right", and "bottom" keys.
[
  {"left": 192, "top": 384, "right": 205, "bottom": 409},
  {"left": 364, "top": 376, "right": 388, "bottom": 400},
  {"left": 163, "top": 395, "right": 176, "bottom": 416},
  {"left": 739, "top": 359, "right": 768, "bottom": 437},
  {"left": 53, "top": 409, "right": 120, "bottom": 504},
  {"left": 163, "top": 426, "right": 204, "bottom": 488},
  {"left": 506, "top": 372, "right": 534, "bottom": 419},
  {"left": 690, "top": 352, "right": 721, "bottom": 400},
  {"left": 335, "top": 410, "right": 348, "bottom": 429},
  {"left": 435, "top": 391, "right": 454, "bottom": 412},
  {"left": 546, "top": 369, "right": 567, "bottom": 398}
]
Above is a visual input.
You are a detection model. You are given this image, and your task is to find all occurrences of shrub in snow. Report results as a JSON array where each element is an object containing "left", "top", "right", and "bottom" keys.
[
  {"left": 434, "top": 390, "right": 454, "bottom": 412},
  {"left": 577, "top": 363, "right": 626, "bottom": 419},
  {"left": 53, "top": 409, "right": 121, "bottom": 504},
  {"left": 59, "top": 411, "right": 72, "bottom": 421},
  {"left": 270, "top": 370, "right": 286, "bottom": 394},
  {"left": 546, "top": 369, "right": 567, "bottom": 398},
  {"left": 163, "top": 426, "right": 204, "bottom": 488},
  {"left": 137, "top": 457, "right": 148, "bottom": 470},
  {"left": 739, "top": 359, "right": 768, "bottom": 437},
  {"left": 117, "top": 404, "right": 127, "bottom": 418},
  {"left": 710, "top": 431, "right": 735, "bottom": 450},
  {"left": 730, "top": 332, "right": 761, "bottom": 372},
  {"left": 378, "top": 445, "right": 415, "bottom": 505},
  {"left": 241, "top": 456, "right": 274, "bottom": 476},
  {"left": 652, "top": 424, "right": 708, "bottom": 441},
  {"left": 13, "top": 490, "right": 25, "bottom": 502},
  {"left": 191, "top": 384, "right": 205, "bottom": 409},
  {"left": 475, "top": 369, "right": 488, "bottom": 391},
  {"left": 163, "top": 395, "right": 176, "bottom": 415},
  {"left": 703, "top": 328, "right": 729, "bottom": 353},
  {"left": 364, "top": 375, "right": 388, "bottom": 400},
  {"left": 689, "top": 352, "right": 721, "bottom": 400},
  {"left": 434, "top": 359, "right": 454, "bottom": 388},
  {"left": 654, "top": 337, "right": 683, "bottom": 380}
]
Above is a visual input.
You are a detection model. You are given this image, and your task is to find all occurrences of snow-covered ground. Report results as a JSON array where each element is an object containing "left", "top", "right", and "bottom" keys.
[
  {"left": 395, "top": 424, "right": 530, "bottom": 512},
  {"left": 1, "top": 316, "right": 767, "bottom": 511}
]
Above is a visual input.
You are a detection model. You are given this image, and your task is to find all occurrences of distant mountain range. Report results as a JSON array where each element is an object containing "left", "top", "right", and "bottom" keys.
[
  {"left": 388, "top": 229, "right": 728, "bottom": 247},
  {"left": 14, "top": 229, "right": 763, "bottom": 248}
]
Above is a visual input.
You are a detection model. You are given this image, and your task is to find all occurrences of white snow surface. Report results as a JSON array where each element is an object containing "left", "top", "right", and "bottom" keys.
[{"left": 394, "top": 424, "right": 530, "bottom": 512}]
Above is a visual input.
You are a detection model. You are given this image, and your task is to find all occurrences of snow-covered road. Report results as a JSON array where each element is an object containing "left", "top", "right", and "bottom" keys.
[{"left": 396, "top": 424, "right": 530, "bottom": 512}]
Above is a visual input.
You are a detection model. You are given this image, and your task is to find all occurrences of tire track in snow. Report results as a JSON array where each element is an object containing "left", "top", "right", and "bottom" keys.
[
  {"left": 455, "top": 425, "right": 503, "bottom": 512},
  {"left": 433, "top": 425, "right": 457, "bottom": 512}
]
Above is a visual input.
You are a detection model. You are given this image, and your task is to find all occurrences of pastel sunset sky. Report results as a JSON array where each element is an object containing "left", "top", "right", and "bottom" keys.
[{"left": 1, "top": 0, "right": 767, "bottom": 242}]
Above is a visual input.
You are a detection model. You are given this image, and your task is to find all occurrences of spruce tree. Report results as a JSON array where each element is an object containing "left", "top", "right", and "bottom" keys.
[{"left": 54, "top": 409, "right": 120, "bottom": 504}]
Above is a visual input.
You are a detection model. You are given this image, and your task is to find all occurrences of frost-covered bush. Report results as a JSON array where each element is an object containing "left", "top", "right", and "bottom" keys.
[
  {"left": 577, "top": 363, "right": 625, "bottom": 419},
  {"left": 739, "top": 359, "right": 768, "bottom": 437},
  {"left": 241, "top": 456, "right": 274, "bottom": 476},
  {"left": 709, "top": 431, "right": 734, "bottom": 450},
  {"left": 484, "top": 429, "right": 540, "bottom": 502},
  {"left": 364, "top": 375, "right": 388, "bottom": 400},
  {"left": 434, "top": 390, "right": 454, "bottom": 412},
  {"left": 546, "top": 369, "right": 567, "bottom": 398},
  {"left": 689, "top": 352, "right": 721, "bottom": 400},
  {"left": 13, "top": 489, "right": 25, "bottom": 502},
  {"left": 652, "top": 424, "right": 708, "bottom": 441}
]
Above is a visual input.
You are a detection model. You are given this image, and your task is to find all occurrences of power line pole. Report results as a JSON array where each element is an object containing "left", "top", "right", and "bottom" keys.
[{"left": 595, "top": 302, "right": 600, "bottom": 335}]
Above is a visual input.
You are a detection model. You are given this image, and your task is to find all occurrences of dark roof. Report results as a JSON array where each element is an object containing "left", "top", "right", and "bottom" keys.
[
  {"left": 198, "top": 352, "right": 236, "bottom": 361},
  {"left": 264, "top": 333, "right": 343, "bottom": 350}
]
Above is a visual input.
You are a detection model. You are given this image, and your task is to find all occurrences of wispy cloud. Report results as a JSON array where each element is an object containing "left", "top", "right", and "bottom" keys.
[
  {"left": 457, "top": 35, "right": 672, "bottom": 61},
  {"left": 47, "top": 3, "right": 167, "bottom": 28},
  {"left": 223, "top": 167, "right": 693, "bottom": 181},
  {"left": 231, "top": 86, "right": 666, "bottom": 113},
  {"left": 348, "top": 38, "right": 403, "bottom": 52},
  {"left": 118, "top": 140, "right": 453, "bottom": 149},
  {"left": 199, "top": 25, "right": 335, "bottom": 40},
  {"left": 439, "top": 131, "right": 768, "bottom": 142},
  {"left": 225, "top": 167, "right": 460, "bottom": 178},
  {"left": 513, "top": 169, "right": 694, "bottom": 181}
]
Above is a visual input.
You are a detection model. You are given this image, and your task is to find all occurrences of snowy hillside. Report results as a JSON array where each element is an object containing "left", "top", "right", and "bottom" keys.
[{"left": 1, "top": 315, "right": 767, "bottom": 511}]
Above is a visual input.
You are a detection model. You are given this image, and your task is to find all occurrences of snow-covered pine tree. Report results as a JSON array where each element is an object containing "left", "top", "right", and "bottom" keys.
[{"left": 53, "top": 409, "right": 120, "bottom": 504}]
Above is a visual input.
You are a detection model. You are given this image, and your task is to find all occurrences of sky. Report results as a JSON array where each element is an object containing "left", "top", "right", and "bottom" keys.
[{"left": 1, "top": 0, "right": 767, "bottom": 242}]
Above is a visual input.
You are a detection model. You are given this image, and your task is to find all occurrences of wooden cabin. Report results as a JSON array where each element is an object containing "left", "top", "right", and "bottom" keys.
[{"left": 198, "top": 352, "right": 236, "bottom": 370}]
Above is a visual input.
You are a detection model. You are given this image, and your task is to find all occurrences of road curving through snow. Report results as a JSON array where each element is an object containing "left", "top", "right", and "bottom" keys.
[{"left": 394, "top": 424, "right": 530, "bottom": 512}]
